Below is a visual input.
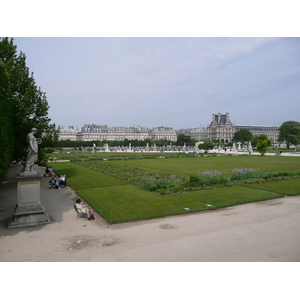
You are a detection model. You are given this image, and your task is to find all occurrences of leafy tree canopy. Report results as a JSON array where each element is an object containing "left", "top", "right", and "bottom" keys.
[
  {"left": 278, "top": 121, "right": 300, "bottom": 149},
  {"left": 198, "top": 141, "right": 214, "bottom": 150},
  {"left": 176, "top": 134, "right": 192, "bottom": 146},
  {"left": 0, "top": 37, "right": 58, "bottom": 179},
  {"left": 252, "top": 134, "right": 269, "bottom": 147},
  {"left": 232, "top": 129, "right": 253, "bottom": 144},
  {"left": 256, "top": 139, "right": 271, "bottom": 156},
  {"left": 0, "top": 62, "right": 14, "bottom": 181}
]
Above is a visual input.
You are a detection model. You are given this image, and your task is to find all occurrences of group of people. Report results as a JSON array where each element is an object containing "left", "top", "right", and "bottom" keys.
[{"left": 49, "top": 175, "right": 66, "bottom": 189}]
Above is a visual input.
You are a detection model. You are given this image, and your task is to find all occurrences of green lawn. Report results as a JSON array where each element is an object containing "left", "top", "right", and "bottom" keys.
[
  {"left": 54, "top": 162, "right": 128, "bottom": 190},
  {"left": 108, "top": 155, "right": 300, "bottom": 176},
  {"left": 241, "top": 178, "right": 300, "bottom": 196},
  {"left": 51, "top": 156, "right": 300, "bottom": 223},
  {"left": 76, "top": 185, "right": 281, "bottom": 223}
]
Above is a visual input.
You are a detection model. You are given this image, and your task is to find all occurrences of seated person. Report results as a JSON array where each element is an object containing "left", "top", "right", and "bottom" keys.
[
  {"left": 48, "top": 166, "right": 55, "bottom": 176},
  {"left": 45, "top": 166, "right": 55, "bottom": 177},
  {"left": 58, "top": 175, "right": 66, "bottom": 188},
  {"left": 75, "top": 199, "right": 94, "bottom": 221},
  {"left": 49, "top": 177, "right": 57, "bottom": 189}
]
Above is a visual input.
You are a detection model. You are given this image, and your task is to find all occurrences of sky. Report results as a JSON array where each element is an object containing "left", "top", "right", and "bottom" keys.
[
  {"left": 2, "top": 1, "right": 299, "bottom": 132},
  {"left": 11, "top": 37, "right": 300, "bottom": 130}
]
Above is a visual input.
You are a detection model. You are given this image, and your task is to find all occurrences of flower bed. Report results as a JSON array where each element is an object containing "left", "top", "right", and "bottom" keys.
[{"left": 73, "top": 160, "right": 300, "bottom": 195}]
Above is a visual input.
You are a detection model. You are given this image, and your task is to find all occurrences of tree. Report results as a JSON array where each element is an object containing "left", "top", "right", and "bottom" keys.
[
  {"left": 278, "top": 121, "right": 300, "bottom": 149},
  {"left": 176, "top": 134, "right": 192, "bottom": 146},
  {"left": 198, "top": 141, "right": 214, "bottom": 150},
  {"left": 256, "top": 139, "right": 271, "bottom": 156},
  {"left": 0, "top": 37, "right": 58, "bottom": 173},
  {"left": 155, "top": 139, "right": 169, "bottom": 146},
  {"left": 252, "top": 134, "right": 268, "bottom": 148},
  {"left": 0, "top": 62, "right": 14, "bottom": 180},
  {"left": 232, "top": 129, "right": 253, "bottom": 144}
]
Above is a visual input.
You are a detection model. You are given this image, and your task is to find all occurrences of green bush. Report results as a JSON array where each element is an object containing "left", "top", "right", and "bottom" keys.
[
  {"left": 189, "top": 175, "right": 199, "bottom": 183},
  {"left": 148, "top": 185, "right": 158, "bottom": 191},
  {"left": 230, "top": 171, "right": 265, "bottom": 180}
]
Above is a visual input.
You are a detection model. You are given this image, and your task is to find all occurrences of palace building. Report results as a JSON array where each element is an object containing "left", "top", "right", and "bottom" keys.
[
  {"left": 207, "top": 113, "right": 279, "bottom": 143},
  {"left": 57, "top": 113, "right": 279, "bottom": 143},
  {"left": 56, "top": 126, "right": 79, "bottom": 141},
  {"left": 57, "top": 124, "right": 177, "bottom": 142}
]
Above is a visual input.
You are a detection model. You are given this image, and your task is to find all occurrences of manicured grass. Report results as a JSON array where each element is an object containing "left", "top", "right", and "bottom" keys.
[
  {"left": 108, "top": 155, "right": 300, "bottom": 177},
  {"left": 51, "top": 162, "right": 128, "bottom": 190},
  {"left": 51, "top": 156, "right": 300, "bottom": 223},
  {"left": 76, "top": 185, "right": 281, "bottom": 223},
  {"left": 241, "top": 178, "right": 300, "bottom": 196}
]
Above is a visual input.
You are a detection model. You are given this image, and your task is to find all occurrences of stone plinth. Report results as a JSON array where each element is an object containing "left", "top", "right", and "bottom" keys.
[{"left": 8, "top": 175, "right": 50, "bottom": 228}]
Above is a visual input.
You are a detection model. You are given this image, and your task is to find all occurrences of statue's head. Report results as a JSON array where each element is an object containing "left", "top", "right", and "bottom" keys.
[{"left": 31, "top": 128, "right": 37, "bottom": 133}]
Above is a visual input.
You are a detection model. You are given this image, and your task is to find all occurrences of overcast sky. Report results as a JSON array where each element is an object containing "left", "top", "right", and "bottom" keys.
[{"left": 11, "top": 37, "right": 299, "bottom": 130}]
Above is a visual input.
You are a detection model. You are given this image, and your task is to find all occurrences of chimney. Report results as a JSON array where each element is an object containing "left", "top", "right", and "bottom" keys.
[{"left": 225, "top": 112, "right": 231, "bottom": 124}]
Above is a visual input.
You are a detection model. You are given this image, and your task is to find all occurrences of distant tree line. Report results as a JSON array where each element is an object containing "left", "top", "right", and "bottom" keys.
[{"left": 0, "top": 38, "right": 58, "bottom": 181}]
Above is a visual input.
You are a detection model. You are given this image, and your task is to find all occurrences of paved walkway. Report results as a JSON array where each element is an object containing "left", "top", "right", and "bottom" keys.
[{"left": 0, "top": 164, "right": 299, "bottom": 262}]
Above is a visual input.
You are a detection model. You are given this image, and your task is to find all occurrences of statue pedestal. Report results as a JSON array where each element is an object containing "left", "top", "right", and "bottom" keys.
[{"left": 8, "top": 175, "right": 50, "bottom": 228}]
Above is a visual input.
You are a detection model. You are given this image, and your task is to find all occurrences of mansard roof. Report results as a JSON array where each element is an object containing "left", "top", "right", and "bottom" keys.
[{"left": 210, "top": 113, "right": 232, "bottom": 126}]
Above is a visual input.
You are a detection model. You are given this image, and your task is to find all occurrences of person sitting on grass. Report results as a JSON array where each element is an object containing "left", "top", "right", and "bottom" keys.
[{"left": 75, "top": 199, "right": 95, "bottom": 221}]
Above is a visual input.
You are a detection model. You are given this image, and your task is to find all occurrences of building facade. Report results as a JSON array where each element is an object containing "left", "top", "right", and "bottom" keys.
[
  {"left": 57, "top": 113, "right": 279, "bottom": 143},
  {"left": 149, "top": 127, "right": 178, "bottom": 141},
  {"left": 76, "top": 124, "right": 151, "bottom": 141},
  {"left": 57, "top": 126, "right": 80, "bottom": 141},
  {"left": 175, "top": 127, "right": 209, "bottom": 140},
  {"left": 58, "top": 124, "right": 177, "bottom": 142},
  {"left": 234, "top": 124, "right": 279, "bottom": 143},
  {"left": 207, "top": 113, "right": 234, "bottom": 141},
  {"left": 207, "top": 113, "right": 279, "bottom": 142}
]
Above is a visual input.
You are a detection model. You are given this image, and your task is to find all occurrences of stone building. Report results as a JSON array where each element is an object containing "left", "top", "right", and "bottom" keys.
[
  {"left": 76, "top": 124, "right": 150, "bottom": 141},
  {"left": 56, "top": 126, "right": 79, "bottom": 141},
  {"left": 149, "top": 127, "right": 177, "bottom": 142},
  {"left": 175, "top": 127, "right": 209, "bottom": 140},
  {"left": 57, "top": 112, "right": 279, "bottom": 143},
  {"left": 234, "top": 124, "right": 279, "bottom": 143},
  {"left": 58, "top": 124, "right": 177, "bottom": 142},
  {"left": 207, "top": 113, "right": 279, "bottom": 142},
  {"left": 207, "top": 113, "right": 234, "bottom": 141}
]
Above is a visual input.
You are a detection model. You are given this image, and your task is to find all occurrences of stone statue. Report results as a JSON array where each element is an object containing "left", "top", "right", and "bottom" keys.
[
  {"left": 20, "top": 128, "right": 42, "bottom": 175},
  {"left": 248, "top": 142, "right": 252, "bottom": 153},
  {"left": 195, "top": 141, "right": 204, "bottom": 154}
]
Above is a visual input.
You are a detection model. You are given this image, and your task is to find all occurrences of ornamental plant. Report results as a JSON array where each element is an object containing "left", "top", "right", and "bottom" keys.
[
  {"left": 230, "top": 168, "right": 265, "bottom": 180},
  {"left": 198, "top": 170, "right": 222, "bottom": 177}
]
